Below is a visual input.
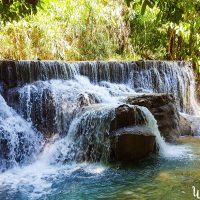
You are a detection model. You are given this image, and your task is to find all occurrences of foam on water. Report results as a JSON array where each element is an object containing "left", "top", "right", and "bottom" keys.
[
  {"left": 0, "top": 95, "right": 43, "bottom": 172},
  {"left": 0, "top": 159, "right": 107, "bottom": 199},
  {"left": 139, "top": 106, "right": 192, "bottom": 158},
  {"left": 0, "top": 61, "right": 199, "bottom": 199}
]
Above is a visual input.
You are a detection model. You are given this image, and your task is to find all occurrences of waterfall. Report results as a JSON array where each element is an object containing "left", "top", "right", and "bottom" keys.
[
  {"left": 139, "top": 106, "right": 190, "bottom": 158},
  {"left": 36, "top": 104, "right": 170, "bottom": 165},
  {"left": 0, "top": 94, "right": 43, "bottom": 172},
  {"left": 43, "top": 105, "right": 116, "bottom": 165},
  {"left": 0, "top": 60, "right": 198, "bottom": 172},
  {"left": 0, "top": 60, "right": 198, "bottom": 114}
]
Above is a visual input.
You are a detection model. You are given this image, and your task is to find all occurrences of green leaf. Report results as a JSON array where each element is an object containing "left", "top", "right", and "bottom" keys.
[{"left": 141, "top": 0, "right": 148, "bottom": 15}]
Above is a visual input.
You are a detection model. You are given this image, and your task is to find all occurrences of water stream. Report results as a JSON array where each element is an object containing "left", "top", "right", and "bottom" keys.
[{"left": 0, "top": 60, "right": 199, "bottom": 199}]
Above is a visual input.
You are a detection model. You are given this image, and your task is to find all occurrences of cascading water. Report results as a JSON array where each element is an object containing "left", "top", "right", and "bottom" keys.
[
  {"left": 0, "top": 94, "right": 43, "bottom": 172},
  {"left": 0, "top": 60, "right": 198, "bottom": 199},
  {"left": 0, "top": 60, "right": 198, "bottom": 170},
  {"left": 0, "top": 60, "right": 198, "bottom": 114},
  {"left": 139, "top": 106, "right": 191, "bottom": 158}
]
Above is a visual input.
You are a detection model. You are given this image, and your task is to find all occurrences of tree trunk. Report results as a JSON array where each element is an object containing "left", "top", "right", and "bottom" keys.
[{"left": 166, "top": 27, "right": 175, "bottom": 60}]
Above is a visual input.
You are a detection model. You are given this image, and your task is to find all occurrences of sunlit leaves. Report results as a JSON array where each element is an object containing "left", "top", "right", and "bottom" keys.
[
  {"left": 0, "top": 0, "right": 41, "bottom": 23},
  {"left": 127, "top": 0, "right": 200, "bottom": 69},
  {"left": 0, "top": 0, "right": 132, "bottom": 61}
]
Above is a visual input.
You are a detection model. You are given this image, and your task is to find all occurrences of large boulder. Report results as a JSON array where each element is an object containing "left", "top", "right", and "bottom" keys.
[
  {"left": 109, "top": 105, "right": 156, "bottom": 162},
  {"left": 110, "top": 126, "right": 155, "bottom": 162},
  {"left": 126, "top": 93, "right": 180, "bottom": 142},
  {"left": 62, "top": 104, "right": 156, "bottom": 163}
]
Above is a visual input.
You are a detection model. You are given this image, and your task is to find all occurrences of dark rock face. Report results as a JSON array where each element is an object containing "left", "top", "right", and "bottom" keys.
[
  {"left": 64, "top": 105, "right": 156, "bottom": 163},
  {"left": 179, "top": 114, "right": 193, "bottom": 136},
  {"left": 109, "top": 105, "right": 156, "bottom": 162},
  {"left": 110, "top": 104, "right": 146, "bottom": 131},
  {"left": 0, "top": 60, "right": 17, "bottom": 88},
  {"left": 110, "top": 126, "right": 156, "bottom": 162},
  {"left": 126, "top": 93, "right": 180, "bottom": 142},
  {"left": 6, "top": 84, "right": 57, "bottom": 139}
]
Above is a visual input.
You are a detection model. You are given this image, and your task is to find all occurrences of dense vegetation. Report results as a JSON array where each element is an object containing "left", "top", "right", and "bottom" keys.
[{"left": 0, "top": 0, "right": 199, "bottom": 70}]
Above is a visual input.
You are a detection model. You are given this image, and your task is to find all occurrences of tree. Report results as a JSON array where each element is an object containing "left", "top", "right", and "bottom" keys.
[
  {"left": 126, "top": 0, "right": 200, "bottom": 70},
  {"left": 0, "top": 0, "right": 41, "bottom": 23}
]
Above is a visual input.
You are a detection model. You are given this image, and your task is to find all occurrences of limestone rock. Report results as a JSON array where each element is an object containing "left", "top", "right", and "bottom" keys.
[
  {"left": 110, "top": 126, "right": 156, "bottom": 162},
  {"left": 126, "top": 93, "right": 180, "bottom": 142},
  {"left": 180, "top": 113, "right": 200, "bottom": 136}
]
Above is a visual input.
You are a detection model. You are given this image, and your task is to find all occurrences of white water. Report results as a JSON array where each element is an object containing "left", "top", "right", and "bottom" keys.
[
  {"left": 0, "top": 61, "right": 199, "bottom": 199},
  {"left": 3, "top": 75, "right": 191, "bottom": 164},
  {"left": 0, "top": 95, "right": 43, "bottom": 172},
  {"left": 140, "top": 107, "right": 191, "bottom": 158},
  {"left": 4, "top": 60, "right": 198, "bottom": 114}
]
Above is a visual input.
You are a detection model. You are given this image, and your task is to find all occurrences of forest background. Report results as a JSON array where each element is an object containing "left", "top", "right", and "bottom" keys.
[{"left": 0, "top": 0, "right": 199, "bottom": 91}]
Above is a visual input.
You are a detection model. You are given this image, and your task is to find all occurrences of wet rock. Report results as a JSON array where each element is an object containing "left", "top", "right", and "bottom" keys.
[
  {"left": 0, "top": 60, "right": 17, "bottom": 88},
  {"left": 5, "top": 83, "right": 57, "bottom": 139},
  {"left": 110, "top": 126, "right": 156, "bottom": 162},
  {"left": 180, "top": 113, "right": 200, "bottom": 136},
  {"left": 110, "top": 104, "right": 146, "bottom": 131},
  {"left": 179, "top": 114, "right": 193, "bottom": 136},
  {"left": 63, "top": 104, "right": 156, "bottom": 163},
  {"left": 108, "top": 105, "right": 156, "bottom": 162},
  {"left": 126, "top": 93, "right": 180, "bottom": 142},
  {"left": 77, "top": 93, "right": 99, "bottom": 107}
]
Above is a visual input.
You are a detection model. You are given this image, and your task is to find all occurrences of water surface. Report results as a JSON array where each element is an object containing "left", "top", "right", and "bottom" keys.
[{"left": 0, "top": 137, "right": 200, "bottom": 200}]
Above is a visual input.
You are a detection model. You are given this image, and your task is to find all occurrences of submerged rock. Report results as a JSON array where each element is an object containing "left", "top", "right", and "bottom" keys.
[{"left": 126, "top": 93, "right": 180, "bottom": 142}]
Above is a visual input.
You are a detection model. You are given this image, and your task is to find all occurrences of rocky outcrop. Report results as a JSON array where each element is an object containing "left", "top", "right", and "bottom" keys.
[
  {"left": 110, "top": 104, "right": 146, "bottom": 131},
  {"left": 109, "top": 105, "right": 156, "bottom": 162},
  {"left": 69, "top": 105, "right": 156, "bottom": 163},
  {"left": 179, "top": 114, "right": 193, "bottom": 136},
  {"left": 126, "top": 93, "right": 180, "bottom": 142}
]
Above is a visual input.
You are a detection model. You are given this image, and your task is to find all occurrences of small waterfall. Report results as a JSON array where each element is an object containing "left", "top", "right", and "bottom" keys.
[
  {"left": 40, "top": 104, "right": 170, "bottom": 165},
  {"left": 7, "top": 76, "right": 135, "bottom": 138},
  {"left": 139, "top": 106, "right": 167, "bottom": 155},
  {"left": 0, "top": 60, "right": 199, "bottom": 172},
  {"left": 44, "top": 106, "right": 116, "bottom": 164},
  {"left": 0, "top": 60, "right": 198, "bottom": 114},
  {"left": 0, "top": 94, "right": 43, "bottom": 172},
  {"left": 140, "top": 106, "right": 191, "bottom": 158}
]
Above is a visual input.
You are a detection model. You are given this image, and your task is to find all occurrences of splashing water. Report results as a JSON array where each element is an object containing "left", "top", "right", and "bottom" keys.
[
  {"left": 0, "top": 95, "right": 43, "bottom": 172},
  {"left": 140, "top": 106, "right": 192, "bottom": 158},
  {"left": 0, "top": 60, "right": 199, "bottom": 199}
]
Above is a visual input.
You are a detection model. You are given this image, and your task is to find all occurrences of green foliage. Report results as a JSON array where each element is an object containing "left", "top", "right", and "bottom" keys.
[
  {"left": 128, "top": 4, "right": 166, "bottom": 59},
  {"left": 0, "top": 0, "right": 134, "bottom": 60},
  {"left": 126, "top": 0, "right": 200, "bottom": 70},
  {"left": 0, "top": 0, "right": 41, "bottom": 23},
  {"left": 0, "top": 0, "right": 199, "bottom": 68}
]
